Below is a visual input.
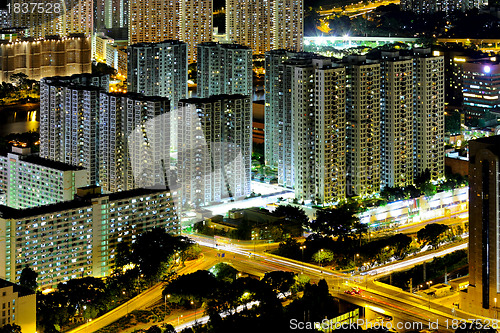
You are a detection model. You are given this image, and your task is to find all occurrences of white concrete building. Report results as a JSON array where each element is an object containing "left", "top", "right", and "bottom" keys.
[
  {"left": 265, "top": 52, "right": 346, "bottom": 204},
  {"left": 177, "top": 95, "right": 252, "bottom": 207},
  {"left": 40, "top": 78, "right": 102, "bottom": 186},
  {"left": 0, "top": 186, "right": 179, "bottom": 289},
  {"left": 197, "top": 42, "right": 253, "bottom": 98},
  {"left": 313, "top": 61, "right": 347, "bottom": 204},
  {"left": 264, "top": 49, "right": 291, "bottom": 167},
  {"left": 414, "top": 48, "right": 445, "bottom": 182},
  {"left": 290, "top": 58, "right": 347, "bottom": 204},
  {"left": 0, "top": 279, "right": 36, "bottom": 333},
  {"left": 41, "top": 75, "right": 170, "bottom": 193},
  {"left": 345, "top": 55, "right": 381, "bottom": 197},
  {"left": 0, "top": 147, "right": 87, "bottom": 209},
  {"left": 127, "top": 40, "right": 188, "bottom": 109},
  {"left": 380, "top": 51, "right": 415, "bottom": 188},
  {"left": 127, "top": 41, "right": 187, "bottom": 151}
]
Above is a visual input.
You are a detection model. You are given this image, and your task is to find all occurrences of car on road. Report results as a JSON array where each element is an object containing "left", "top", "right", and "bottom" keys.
[
  {"left": 351, "top": 287, "right": 362, "bottom": 294},
  {"left": 344, "top": 287, "right": 362, "bottom": 295}
]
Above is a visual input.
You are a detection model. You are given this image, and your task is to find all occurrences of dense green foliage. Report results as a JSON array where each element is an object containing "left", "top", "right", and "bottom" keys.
[
  {"left": 0, "top": 73, "right": 39, "bottom": 104},
  {"left": 19, "top": 266, "right": 38, "bottom": 292},
  {"left": 37, "top": 229, "right": 194, "bottom": 333},
  {"left": 164, "top": 270, "right": 345, "bottom": 333}
]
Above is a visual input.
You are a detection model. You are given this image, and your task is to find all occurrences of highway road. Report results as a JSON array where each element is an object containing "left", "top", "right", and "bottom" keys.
[
  {"left": 317, "top": 0, "right": 400, "bottom": 18},
  {"left": 68, "top": 234, "right": 472, "bottom": 333},
  {"left": 65, "top": 257, "right": 219, "bottom": 333}
]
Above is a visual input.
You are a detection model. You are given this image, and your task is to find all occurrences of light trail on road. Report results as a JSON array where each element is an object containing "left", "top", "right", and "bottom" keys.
[
  {"left": 191, "top": 237, "right": 337, "bottom": 277},
  {"left": 369, "top": 242, "right": 468, "bottom": 276}
]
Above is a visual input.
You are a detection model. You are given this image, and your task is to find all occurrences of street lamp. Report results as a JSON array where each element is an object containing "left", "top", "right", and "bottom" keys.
[
  {"left": 300, "top": 245, "right": 306, "bottom": 261},
  {"left": 191, "top": 300, "right": 196, "bottom": 323},
  {"left": 354, "top": 253, "right": 359, "bottom": 267},
  {"left": 495, "top": 298, "right": 497, "bottom": 319},
  {"left": 164, "top": 294, "right": 170, "bottom": 324},
  {"left": 426, "top": 281, "right": 433, "bottom": 309},
  {"left": 253, "top": 233, "right": 259, "bottom": 258},
  {"left": 122, "top": 292, "right": 129, "bottom": 315},
  {"left": 210, "top": 225, "right": 216, "bottom": 245}
]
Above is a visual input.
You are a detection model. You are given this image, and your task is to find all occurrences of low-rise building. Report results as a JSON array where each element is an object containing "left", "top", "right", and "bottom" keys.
[
  {"left": 0, "top": 34, "right": 91, "bottom": 83},
  {"left": 0, "top": 186, "right": 179, "bottom": 289},
  {"left": 0, "top": 147, "right": 88, "bottom": 209},
  {"left": 0, "top": 279, "right": 36, "bottom": 333},
  {"left": 106, "top": 41, "right": 128, "bottom": 77}
]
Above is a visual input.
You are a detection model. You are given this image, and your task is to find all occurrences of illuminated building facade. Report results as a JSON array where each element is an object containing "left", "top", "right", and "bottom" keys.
[
  {"left": 99, "top": 92, "right": 170, "bottom": 192},
  {"left": 400, "top": 0, "right": 486, "bottom": 13},
  {"left": 11, "top": 0, "right": 93, "bottom": 37},
  {"left": 265, "top": 52, "right": 346, "bottom": 204},
  {"left": 127, "top": 40, "right": 187, "bottom": 111},
  {"left": 105, "top": 41, "right": 128, "bottom": 76},
  {"left": 309, "top": 60, "right": 346, "bottom": 204},
  {"left": 94, "top": 0, "right": 129, "bottom": 31},
  {"left": 128, "top": 0, "right": 179, "bottom": 45},
  {"left": 197, "top": 42, "right": 253, "bottom": 98},
  {"left": 40, "top": 78, "right": 104, "bottom": 186},
  {"left": 264, "top": 49, "right": 444, "bottom": 201},
  {"left": 0, "top": 147, "right": 88, "bottom": 210},
  {"left": 127, "top": 41, "right": 187, "bottom": 151},
  {"left": 0, "top": 34, "right": 91, "bottom": 83},
  {"left": 414, "top": 48, "right": 445, "bottom": 182},
  {"left": 179, "top": 0, "right": 213, "bottom": 63},
  {"left": 226, "top": 0, "right": 303, "bottom": 54},
  {"left": 0, "top": 9, "right": 10, "bottom": 28},
  {"left": 380, "top": 51, "right": 414, "bottom": 188},
  {"left": 94, "top": 34, "right": 114, "bottom": 61},
  {"left": 345, "top": 55, "right": 381, "bottom": 197},
  {"left": 41, "top": 75, "right": 169, "bottom": 193},
  {"left": 463, "top": 135, "right": 500, "bottom": 318},
  {"left": 0, "top": 279, "right": 36, "bottom": 333},
  {"left": 0, "top": 187, "right": 179, "bottom": 289},
  {"left": 128, "top": 0, "right": 212, "bottom": 62},
  {"left": 462, "top": 60, "right": 500, "bottom": 126},
  {"left": 264, "top": 49, "right": 291, "bottom": 167},
  {"left": 178, "top": 95, "right": 252, "bottom": 207},
  {"left": 273, "top": 53, "right": 320, "bottom": 190}
]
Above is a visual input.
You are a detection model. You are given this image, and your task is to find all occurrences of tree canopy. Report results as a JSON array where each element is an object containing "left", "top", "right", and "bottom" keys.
[
  {"left": 19, "top": 266, "right": 38, "bottom": 292},
  {"left": 417, "top": 223, "right": 449, "bottom": 248},
  {"left": 310, "top": 203, "right": 361, "bottom": 240},
  {"left": 0, "top": 324, "right": 22, "bottom": 333},
  {"left": 131, "top": 227, "right": 193, "bottom": 282}
]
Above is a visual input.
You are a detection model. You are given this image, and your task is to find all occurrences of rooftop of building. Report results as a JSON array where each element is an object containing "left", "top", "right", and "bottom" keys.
[
  {"left": 102, "top": 91, "right": 171, "bottom": 103},
  {"left": 0, "top": 278, "right": 35, "bottom": 297},
  {"left": 219, "top": 43, "right": 251, "bottom": 50},
  {"left": 0, "top": 33, "right": 87, "bottom": 44},
  {"left": 473, "top": 135, "right": 500, "bottom": 146},
  {"left": 470, "top": 135, "right": 500, "bottom": 158},
  {"left": 129, "top": 40, "right": 187, "bottom": 48},
  {"left": 42, "top": 73, "right": 108, "bottom": 85},
  {"left": 0, "top": 186, "right": 172, "bottom": 219},
  {"left": 7, "top": 153, "right": 85, "bottom": 172},
  {"left": 179, "top": 94, "right": 250, "bottom": 105}
]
